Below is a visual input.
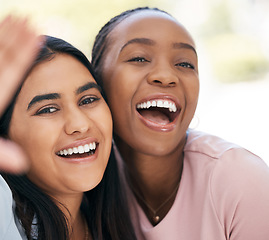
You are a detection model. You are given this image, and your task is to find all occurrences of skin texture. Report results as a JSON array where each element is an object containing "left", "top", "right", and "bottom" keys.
[
  {"left": 0, "top": 16, "right": 42, "bottom": 173},
  {"left": 100, "top": 11, "right": 199, "bottom": 223},
  {"left": 8, "top": 54, "right": 112, "bottom": 228}
]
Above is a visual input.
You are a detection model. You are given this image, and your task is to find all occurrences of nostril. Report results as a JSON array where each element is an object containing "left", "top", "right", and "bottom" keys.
[
  {"left": 153, "top": 80, "right": 162, "bottom": 84},
  {"left": 168, "top": 82, "right": 176, "bottom": 86},
  {"left": 151, "top": 79, "right": 176, "bottom": 87}
]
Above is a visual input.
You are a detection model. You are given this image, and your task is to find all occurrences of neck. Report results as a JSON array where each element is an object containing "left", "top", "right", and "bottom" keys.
[
  {"left": 53, "top": 192, "right": 83, "bottom": 222},
  {"left": 116, "top": 136, "right": 185, "bottom": 224},
  {"left": 53, "top": 193, "right": 89, "bottom": 239}
]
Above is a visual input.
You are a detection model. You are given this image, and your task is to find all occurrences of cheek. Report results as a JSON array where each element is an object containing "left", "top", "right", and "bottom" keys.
[
  {"left": 10, "top": 117, "right": 59, "bottom": 163},
  {"left": 103, "top": 74, "right": 134, "bottom": 117},
  {"left": 184, "top": 76, "right": 199, "bottom": 104},
  {"left": 91, "top": 104, "right": 113, "bottom": 138},
  {"left": 102, "top": 65, "right": 131, "bottom": 99},
  {"left": 23, "top": 130, "right": 51, "bottom": 156},
  {"left": 9, "top": 113, "right": 31, "bottom": 148},
  {"left": 90, "top": 107, "right": 113, "bottom": 166}
]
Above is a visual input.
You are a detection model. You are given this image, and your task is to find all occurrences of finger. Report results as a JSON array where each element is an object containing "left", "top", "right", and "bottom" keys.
[
  {"left": 0, "top": 139, "right": 29, "bottom": 174},
  {"left": 0, "top": 16, "right": 42, "bottom": 115}
]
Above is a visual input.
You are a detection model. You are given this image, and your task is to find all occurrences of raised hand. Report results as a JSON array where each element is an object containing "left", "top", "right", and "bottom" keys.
[{"left": 0, "top": 15, "right": 42, "bottom": 173}]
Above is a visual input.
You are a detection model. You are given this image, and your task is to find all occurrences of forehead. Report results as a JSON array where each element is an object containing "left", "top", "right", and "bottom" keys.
[
  {"left": 24, "top": 54, "right": 91, "bottom": 89},
  {"left": 18, "top": 54, "right": 94, "bottom": 101},
  {"left": 110, "top": 11, "right": 195, "bottom": 46}
]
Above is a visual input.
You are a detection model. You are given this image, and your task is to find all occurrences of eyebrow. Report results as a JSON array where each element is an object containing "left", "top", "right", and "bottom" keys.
[
  {"left": 27, "top": 82, "right": 101, "bottom": 110},
  {"left": 76, "top": 82, "right": 101, "bottom": 95},
  {"left": 172, "top": 42, "right": 197, "bottom": 56},
  {"left": 120, "top": 37, "right": 197, "bottom": 56},
  {"left": 27, "top": 93, "right": 60, "bottom": 110},
  {"left": 120, "top": 38, "right": 155, "bottom": 52}
]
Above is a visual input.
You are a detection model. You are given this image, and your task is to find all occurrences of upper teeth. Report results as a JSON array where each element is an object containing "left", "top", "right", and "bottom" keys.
[
  {"left": 137, "top": 100, "right": 177, "bottom": 112},
  {"left": 57, "top": 142, "right": 96, "bottom": 156}
]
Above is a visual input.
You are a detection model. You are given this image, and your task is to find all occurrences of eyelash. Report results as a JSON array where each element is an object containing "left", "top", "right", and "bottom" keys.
[
  {"left": 176, "top": 62, "right": 195, "bottom": 69},
  {"left": 127, "top": 57, "right": 195, "bottom": 70},
  {"left": 35, "top": 96, "right": 100, "bottom": 116},
  {"left": 35, "top": 106, "right": 59, "bottom": 115},
  {"left": 127, "top": 57, "right": 149, "bottom": 63},
  {"left": 79, "top": 96, "right": 100, "bottom": 106}
]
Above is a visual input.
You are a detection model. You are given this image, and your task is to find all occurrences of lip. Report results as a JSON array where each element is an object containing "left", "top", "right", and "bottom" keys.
[
  {"left": 58, "top": 145, "right": 99, "bottom": 164},
  {"left": 56, "top": 137, "right": 98, "bottom": 152},
  {"left": 135, "top": 94, "right": 181, "bottom": 132},
  {"left": 55, "top": 137, "right": 99, "bottom": 164}
]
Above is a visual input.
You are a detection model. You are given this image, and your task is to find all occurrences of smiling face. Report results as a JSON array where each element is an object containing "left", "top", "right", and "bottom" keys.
[
  {"left": 8, "top": 54, "right": 112, "bottom": 198},
  {"left": 100, "top": 11, "right": 199, "bottom": 156}
]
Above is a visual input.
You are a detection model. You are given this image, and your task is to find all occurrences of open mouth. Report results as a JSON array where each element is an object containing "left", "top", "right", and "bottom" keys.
[
  {"left": 56, "top": 142, "right": 98, "bottom": 159},
  {"left": 136, "top": 99, "right": 180, "bottom": 125}
]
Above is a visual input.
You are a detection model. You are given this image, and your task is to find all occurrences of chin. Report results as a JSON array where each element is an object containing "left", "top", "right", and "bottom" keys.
[
  {"left": 84, "top": 173, "right": 104, "bottom": 191},
  {"left": 135, "top": 142, "right": 178, "bottom": 157}
]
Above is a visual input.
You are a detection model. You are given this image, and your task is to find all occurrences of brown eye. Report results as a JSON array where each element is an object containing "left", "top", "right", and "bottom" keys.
[
  {"left": 176, "top": 62, "right": 195, "bottom": 69},
  {"left": 127, "top": 57, "right": 149, "bottom": 63},
  {"left": 36, "top": 106, "right": 58, "bottom": 115},
  {"left": 79, "top": 96, "right": 100, "bottom": 106}
]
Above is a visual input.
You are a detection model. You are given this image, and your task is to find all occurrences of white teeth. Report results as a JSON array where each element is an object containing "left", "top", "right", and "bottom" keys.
[
  {"left": 164, "top": 101, "right": 169, "bottom": 108},
  {"left": 157, "top": 100, "right": 163, "bottom": 107},
  {"left": 57, "top": 142, "right": 97, "bottom": 156},
  {"left": 84, "top": 144, "right": 90, "bottom": 153},
  {"left": 137, "top": 100, "right": 177, "bottom": 112},
  {"left": 78, "top": 146, "right": 84, "bottom": 154},
  {"left": 89, "top": 142, "right": 96, "bottom": 150},
  {"left": 68, "top": 148, "right": 73, "bottom": 155},
  {"left": 143, "top": 102, "right": 147, "bottom": 108},
  {"left": 73, "top": 147, "right": 78, "bottom": 154}
]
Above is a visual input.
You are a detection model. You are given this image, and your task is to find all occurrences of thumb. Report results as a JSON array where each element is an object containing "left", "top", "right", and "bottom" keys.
[{"left": 0, "top": 138, "right": 29, "bottom": 174}]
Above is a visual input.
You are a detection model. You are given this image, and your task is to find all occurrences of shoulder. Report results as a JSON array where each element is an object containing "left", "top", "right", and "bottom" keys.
[
  {"left": 184, "top": 129, "right": 269, "bottom": 186},
  {"left": 184, "top": 129, "right": 269, "bottom": 213},
  {"left": 0, "top": 175, "right": 23, "bottom": 239},
  {"left": 184, "top": 129, "right": 241, "bottom": 159},
  {"left": 184, "top": 129, "right": 269, "bottom": 177},
  {"left": 0, "top": 175, "right": 13, "bottom": 209},
  {"left": 184, "top": 130, "right": 269, "bottom": 238}
]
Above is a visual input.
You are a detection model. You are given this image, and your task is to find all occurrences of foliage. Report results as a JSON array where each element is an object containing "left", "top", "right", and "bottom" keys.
[
  {"left": 206, "top": 34, "right": 269, "bottom": 83},
  {"left": 0, "top": 0, "right": 171, "bottom": 56},
  {"left": 198, "top": 0, "right": 269, "bottom": 83}
]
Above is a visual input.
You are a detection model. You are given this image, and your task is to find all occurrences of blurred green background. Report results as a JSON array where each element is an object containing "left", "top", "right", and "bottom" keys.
[
  {"left": 1, "top": 0, "right": 269, "bottom": 163},
  {"left": 1, "top": 0, "right": 268, "bottom": 83}
]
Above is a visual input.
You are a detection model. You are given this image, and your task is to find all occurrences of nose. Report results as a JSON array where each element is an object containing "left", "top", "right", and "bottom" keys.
[
  {"left": 64, "top": 107, "right": 91, "bottom": 135},
  {"left": 147, "top": 61, "right": 178, "bottom": 87}
]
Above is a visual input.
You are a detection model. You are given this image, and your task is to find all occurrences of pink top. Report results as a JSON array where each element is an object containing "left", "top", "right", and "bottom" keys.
[{"left": 115, "top": 130, "right": 269, "bottom": 240}]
